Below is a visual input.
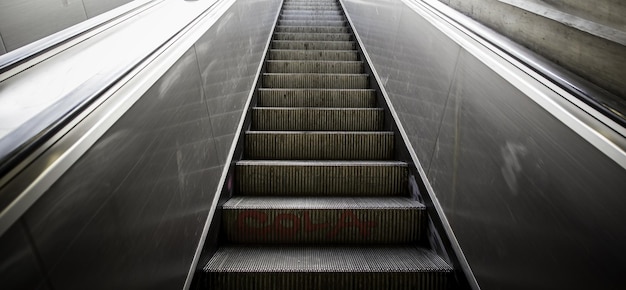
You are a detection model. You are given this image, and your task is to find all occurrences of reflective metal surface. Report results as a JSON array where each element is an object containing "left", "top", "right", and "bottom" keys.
[
  {"left": 0, "top": 0, "right": 136, "bottom": 55},
  {"left": 343, "top": 0, "right": 626, "bottom": 289},
  {"left": 0, "top": 36, "right": 5, "bottom": 55},
  {"left": 0, "top": 0, "right": 280, "bottom": 288},
  {"left": 83, "top": 0, "right": 134, "bottom": 18},
  {"left": 0, "top": 221, "right": 48, "bottom": 289},
  {"left": 0, "top": 0, "right": 88, "bottom": 52}
]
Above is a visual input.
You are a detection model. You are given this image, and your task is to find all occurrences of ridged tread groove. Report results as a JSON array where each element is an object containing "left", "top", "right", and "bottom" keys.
[
  {"left": 278, "top": 20, "right": 346, "bottom": 26},
  {"left": 269, "top": 49, "right": 358, "bottom": 61},
  {"left": 281, "top": 10, "right": 343, "bottom": 15},
  {"left": 271, "top": 40, "right": 357, "bottom": 51},
  {"left": 245, "top": 131, "right": 393, "bottom": 160},
  {"left": 251, "top": 108, "right": 384, "bottom": 131},
  {"left": 205, "top": 246, "right": 451, "bottom": 290},
  {"left": 280, "top": 14, "right": 345, "bottom": 21},
  {"left": 274, "top": 32, "right": 351, "bottom": 41},
  {"left": 275, "top": 26, "right": 350, "bottom": 33},
  {"left": 223, "top": 197, "right": 424, "bottom": 243},
  {"left": 257, "top": 88, "right": 376, "bottom": 107},
  {"left": 263, "top": 73, "right": 368, "bottom": 89},
  {"left": 236, "top": 160, "right": 407, "bottom": 195}
]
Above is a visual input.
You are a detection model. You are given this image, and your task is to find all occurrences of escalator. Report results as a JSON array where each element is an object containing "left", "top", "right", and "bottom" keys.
[{"left": 199, "top": 0, "right": 454, "bottom": 289}]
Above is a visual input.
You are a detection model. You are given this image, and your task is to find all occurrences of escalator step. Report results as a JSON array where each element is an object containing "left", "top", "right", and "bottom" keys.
[
  {"left": 257, "top": 88, "right": 376, "bottom": 107},
  {"left": 204, "top": 246, "right": 451, "bottom": 290},
  {"left": 272, "top": 41, "right": 356, "bottom": 51},
  {"left": 245, "top": 131, "right": 393, "bottom": 160},
  {"left": 280, "top": 15, "right": 346, "bottom": 21},
  {"left": 223, "top": 196, "right": 424, "bottom": 243},
  {"left": 269, "top": 49, "right": 358, "bottom": 61},
  {"left": 251, "top": 107, "right": 384, "bottom": 131},
  {"left": 281, "top": 10, "right": 343, "bottom": 15},
  {"left": 267, "top": 59, "right": 362, "bottom": 72},
  {"left": 236, "top": 160, "right": 407, "bottom": 195},
  {"left": 262, "top": 73, "right": 368, "bottom": 89},
  {"left": 282, "top": 6, "right": 341, "bottom": 11},
  {"left": 275, "top": 25, "right": 349, "bottom": 33},
  {"left": 278, "top": 20, "right": 346, "bottom": 27},
  {"left": 274, "top": 32, "right": 351, "bottom": 41}
]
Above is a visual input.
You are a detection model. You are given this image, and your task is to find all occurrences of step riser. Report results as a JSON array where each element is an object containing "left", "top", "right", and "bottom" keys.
[
  {"left": 224, "top": 208, "right": 422, "bottom": 243},
  {"left": 281, "top": 10, "right": 343, "bottom": 15},
  {"left": 263, "top": 74, "right": 368, "bottom": 89},
  {"left": 245, "top": 132, "right": 393, "bottom": 160},
  {"left": 206, "top": 272, "right": 449, "bottom": 290},
  {"left": 252, "top": 108, "right": 384, "bottom": 131},
  {"left": 275, "top": 26, "right": 349, "bottom": 33},
  {"left": 274, "top": 33, "right": 351, "bottom": 41},
  {"left": 283, "top": 6, "right": 341, "bottom": 10},
  {"left": 279, "top": 20, "right": 346, "bottom": 26},
  {"left": 271, "top": 41, "right": 356, "bottom": 51},
  {"left": 258, "top": 89, "right": 376, "bottom": 107},
  {"left": 280, "top": 15, "right": 345, "bottom": 21},
  {"left": 237, "top": 163, "right": 407, "bottom": 195},
  {"left": 266, "top": 60, "right": 362, "bottom": 73},
  {"left": 270, "top": 50, "right": 358, "bottom": 61}
]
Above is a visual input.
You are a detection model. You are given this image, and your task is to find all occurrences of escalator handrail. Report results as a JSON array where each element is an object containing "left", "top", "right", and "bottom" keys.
[
  {"left": 418, "top": 0, "right": 626, "bottom": 131},
  {"left": 0, "top": 0, "right": 159, "bottom": 75}
]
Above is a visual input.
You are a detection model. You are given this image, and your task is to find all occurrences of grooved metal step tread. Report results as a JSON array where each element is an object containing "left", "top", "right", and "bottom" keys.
[
  {"left": 274, "top": 32, "right": 351, "bottom": 41},
  {"left": 224, "top": 196, "right": 423, "bottom": 209},
  {"left": 251, "top": 107, "right": 384, "bottom": 131},
  {"left": 222, "top": 197, "right": 424, "bottom": 243},
  {"left": 281, "top": 10, "right": 343, "bottom": 15},
  {"left": 245, "top": 131, "right": 394, "bottom": 160},
  {"left": 262, "top": 73, "right": 368, "bottom": 89},
  {"left": 258, "top": 88, "right": 376, "bottom": 107},
  {"left": 282, "top": 6, "right": 341, "bottom": 10},
  {"left": 236, "top": 160, "right": 407, "bottom": 195},
  {"left": 278, "top": 20, "right": 346, "bottom": 27},
  {"left": 206, "top": 245, "right": 450, "bottom": 272},
  {"left": 271, "top": 40, "right": 356, "bottom": 51},
  {"left": 280, "top": 15, "right": 345, "bottom": 21},
  {"left": 269, "top": 49, "right": 358, "bottom": 61},
  {"left": 275, "top": 26, "right": 350, "bottom": 33}
]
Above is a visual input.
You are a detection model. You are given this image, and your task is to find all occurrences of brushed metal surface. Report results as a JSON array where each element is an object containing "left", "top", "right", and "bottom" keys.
[
  {"left": 0, "top": 0, "right": 281, "bottom": 289},
  {"left": 343, "top": 0, "right": 626, "bottom": 289},
  {"left": 82, "top": 0, "right": 134, "bottom": 18},
  {"left": 0, "top": 35, "right": 6, "bottom": 55},
  {"left": 0, "top": 221, "right": 48, "bottom": 289},
  {"left": 0, "top": 0, "right": 88, "bottom": 51}
]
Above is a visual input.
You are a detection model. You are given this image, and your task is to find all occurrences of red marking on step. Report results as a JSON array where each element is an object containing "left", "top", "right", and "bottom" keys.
[
  {"left": 237, "top": 210, "right": 271, "bottom": 235},
  {"left": 274, "top": 213, "right": 301, "bottom": 236},
  {"left": 302, "top": 211, "right": 330, "bottom": 232},
  {"left": 236, "top": 210, "right": 376, "bottom": 239},
  {"left": 327, "top": 210, "right": 376, "bottom": 238}
]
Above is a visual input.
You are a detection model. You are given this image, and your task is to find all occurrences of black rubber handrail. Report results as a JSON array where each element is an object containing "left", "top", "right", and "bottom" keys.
[
  {"left": 420, "top": 0, "right": 626, "bottom": 130},
  {"left": 0, "top": 0, "right": 159, "bottom": 75}
]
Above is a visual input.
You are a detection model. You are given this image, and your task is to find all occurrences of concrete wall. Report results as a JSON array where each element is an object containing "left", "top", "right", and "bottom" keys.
[
  {"left": 438, "top": 0, "right": 626, "bottom": 100},
  {"left": 0, "top": 0, "right": 133, "bottom": 55},
  {"left": 542, "top": 0, "right": 626, "bottom": 29}
]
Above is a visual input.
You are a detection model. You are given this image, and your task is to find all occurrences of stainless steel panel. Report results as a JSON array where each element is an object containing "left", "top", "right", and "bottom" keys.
[
  {"left": 0, "top": 221, "right": 47, "bottom": 289},
  {"left": 0, "top": 35, "right": 6, "bottom": 55},
  {"left": 82, "top": 0, "right": 133, "bottom": 18},
  {"left": 343, "top": 0, "right": 626, "bottom": 289},
  {"left": 195, "top": 0, "right": 281, "bottom": 164},
  {"left": 0, "top": 0, "right": 88, "bottom": 51}
]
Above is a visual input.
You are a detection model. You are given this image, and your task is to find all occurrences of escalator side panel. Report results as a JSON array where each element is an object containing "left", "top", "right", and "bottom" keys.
[{"left": 342, "top": 0, "right": 626, "bottom": 289}]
